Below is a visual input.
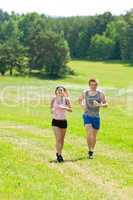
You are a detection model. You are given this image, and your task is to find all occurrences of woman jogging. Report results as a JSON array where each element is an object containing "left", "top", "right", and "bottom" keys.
[
  {"left": 78, "top": 78, "right": 108, "bottom": 159},
  {"left": 50, "top": 86, "right": 72, "bottom": 162}
]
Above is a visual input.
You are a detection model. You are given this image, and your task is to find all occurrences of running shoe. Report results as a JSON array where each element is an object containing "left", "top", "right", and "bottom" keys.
[
  {"left": 88, "top": 151, "right": 94, "bottom": 159},
  {"left": 56, "top": 153, "right": 64, "bottom": 162}
]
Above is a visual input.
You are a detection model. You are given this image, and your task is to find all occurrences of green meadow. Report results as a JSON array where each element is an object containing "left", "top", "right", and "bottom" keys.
[{"left": 0, "top": 60, "right": 133, "bottom": 200}]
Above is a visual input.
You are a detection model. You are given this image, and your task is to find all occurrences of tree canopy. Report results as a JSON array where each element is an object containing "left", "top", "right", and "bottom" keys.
[{"left": 0, "top": 9, "right": 133, "bottom": 77}]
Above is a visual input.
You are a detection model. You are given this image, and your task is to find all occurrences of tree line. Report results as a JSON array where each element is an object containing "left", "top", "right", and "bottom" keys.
[{"left": 0, "top": 9, "right": 133, "bottom": 77}]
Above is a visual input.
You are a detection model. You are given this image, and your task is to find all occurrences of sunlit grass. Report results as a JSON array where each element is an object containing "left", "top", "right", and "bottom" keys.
[{"left": 0, "top": 60, "right": 132, "bottom": 200}]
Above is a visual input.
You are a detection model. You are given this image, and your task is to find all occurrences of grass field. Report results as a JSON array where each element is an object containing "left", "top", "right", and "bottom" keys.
[{"left": 0, "top": 60, "right": 133, "bottom": 200}]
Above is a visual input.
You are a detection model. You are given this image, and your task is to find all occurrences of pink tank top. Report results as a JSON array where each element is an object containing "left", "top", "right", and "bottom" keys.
[{"left": 52, "top": 97, "right": 67, "bottom": 120}]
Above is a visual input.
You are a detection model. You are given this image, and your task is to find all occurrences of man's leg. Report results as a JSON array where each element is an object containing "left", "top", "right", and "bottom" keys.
[
  {"left": 85, "top": 124, "right": 94, "bottom": 151},
  {"left": 91, "top": 128, "right": 98, "bottom": 150},
  {"left": 85, "top": 124, "right": 98, "bottom": 158}
]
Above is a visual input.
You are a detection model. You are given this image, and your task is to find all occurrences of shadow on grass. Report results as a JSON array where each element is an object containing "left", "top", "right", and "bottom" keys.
[
  {"left": 3, "top": 72, "right": 65, "bottom": 80},
  {"left": 49, "top": 156, "right": 88, "bottom": 163},
  {"left": 72, "top": 58, "right": 133, "bottom": 67},
  {"left": 102, "top": 60, "right": 133, "bottom": 67},
  {"left": 28, "top": 65, "right": 75, "bottom": 80},
  {"left": 73, "top": 59, "right": 133, "bottom": 67},
  {"left": 29, "top": 72, "right": 62, "bottom": 80}
]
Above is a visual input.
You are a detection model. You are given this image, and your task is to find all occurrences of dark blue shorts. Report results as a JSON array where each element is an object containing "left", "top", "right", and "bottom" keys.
[{"left": 83, "top": 112, "right": 100, "bottom": 130}]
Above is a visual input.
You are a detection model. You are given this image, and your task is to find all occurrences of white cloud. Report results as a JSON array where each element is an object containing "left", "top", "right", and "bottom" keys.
[{"left": 0, "top": 0, "right": 133, "bottom": 16}]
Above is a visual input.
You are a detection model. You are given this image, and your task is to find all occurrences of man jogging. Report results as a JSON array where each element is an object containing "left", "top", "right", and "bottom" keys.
[{"left": 78, "top": 78, "right": 108, "bottom": 159}]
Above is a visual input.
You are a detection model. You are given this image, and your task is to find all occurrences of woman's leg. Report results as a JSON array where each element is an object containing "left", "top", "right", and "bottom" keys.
[
  {"left": 53, "top": 127, "right": 62, "bottom": 155},
  {"left": 60, "top": 128, "right": 67, "bottom": 152}
]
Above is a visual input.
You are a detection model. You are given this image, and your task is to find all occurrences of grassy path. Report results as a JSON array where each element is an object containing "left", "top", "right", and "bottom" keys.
[
  {"left": 0, "top": 60, "right": 133, "bottom": 199},
  {"left": 0, "top": 120, "right": 132, "bottom": 200}
]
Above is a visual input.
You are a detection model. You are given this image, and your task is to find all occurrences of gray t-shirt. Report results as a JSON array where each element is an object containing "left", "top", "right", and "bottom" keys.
[{"left": 84, "top": 89, "right": 102, "bottom": 117}]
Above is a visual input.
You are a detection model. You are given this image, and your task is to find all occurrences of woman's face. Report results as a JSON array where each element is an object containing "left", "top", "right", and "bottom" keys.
[
  {"left": 89, "top": 82, "right": 97, "bottom": 91},
  {"left": 56, "top": 87, "right": 65, "bottom": 96}
]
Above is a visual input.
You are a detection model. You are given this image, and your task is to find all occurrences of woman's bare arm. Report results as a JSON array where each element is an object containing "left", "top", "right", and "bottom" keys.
[
  {"left": 65, "top": 98, "right": 72, "bottom": 112},
  {"left": 78, "top": 92, "right": 86, "bottom": 110},
  {"left": 50, "top": 97, "right": 55, "bottom": 113}
]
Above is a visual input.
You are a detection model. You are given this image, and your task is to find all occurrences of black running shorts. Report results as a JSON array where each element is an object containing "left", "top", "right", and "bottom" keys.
[{"left": 52, "top": 119, "right": 67, "bottom": 129}]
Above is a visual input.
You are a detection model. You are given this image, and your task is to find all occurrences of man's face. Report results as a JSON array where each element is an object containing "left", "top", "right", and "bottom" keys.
[{"left": 89, "top": 82, "right": 97, "bottom": 90}]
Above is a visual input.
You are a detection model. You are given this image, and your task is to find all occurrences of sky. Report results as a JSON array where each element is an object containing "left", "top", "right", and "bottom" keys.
[{"left": 0, "top": 0, "right": 133, "bottom": 16}]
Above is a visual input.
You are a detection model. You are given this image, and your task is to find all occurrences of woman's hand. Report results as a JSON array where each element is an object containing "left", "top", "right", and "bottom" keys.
[
  {"left": 59, "top": 105, "right": 72, "bottom": 112},
  {"left": 58, "top": 105, "right": 66, "bottom": 109},
  {"left": 51, "top": 108, "right": 54, "bottom": 114}
]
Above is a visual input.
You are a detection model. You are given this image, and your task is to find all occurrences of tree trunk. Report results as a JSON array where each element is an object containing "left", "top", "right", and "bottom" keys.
[
  {"left": 10, "top": 67, "right": 13, "bottom": 76},
  {"left": 1, "top": 71, "right": 5, "bottom": 76}
]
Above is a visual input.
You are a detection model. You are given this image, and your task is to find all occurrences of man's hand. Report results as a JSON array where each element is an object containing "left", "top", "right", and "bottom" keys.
[{"left": 93, "top": 100, "right": 101, "bottom": 107}]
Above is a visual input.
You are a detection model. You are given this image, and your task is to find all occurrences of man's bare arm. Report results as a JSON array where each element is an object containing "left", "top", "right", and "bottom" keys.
[{"left": 100, "top": 92, "right": 108, "bottom": 107}]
